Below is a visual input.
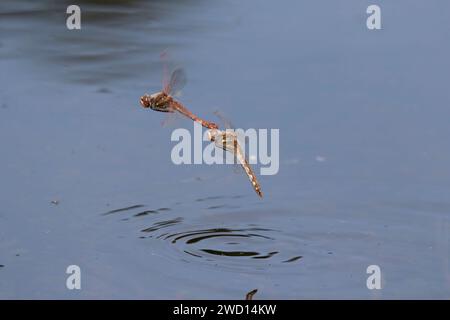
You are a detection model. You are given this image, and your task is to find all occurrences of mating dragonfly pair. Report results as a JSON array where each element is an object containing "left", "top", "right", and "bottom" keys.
[{"left": 140, "top": 64, "right": 263, "bottom": 198}]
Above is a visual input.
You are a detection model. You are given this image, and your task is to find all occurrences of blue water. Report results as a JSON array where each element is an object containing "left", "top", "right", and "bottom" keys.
[{"left": 0, "top": 0, "right": 449, "bottom": 299}]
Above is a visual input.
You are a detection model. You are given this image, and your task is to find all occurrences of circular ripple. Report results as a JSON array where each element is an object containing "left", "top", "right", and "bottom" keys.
[
  {"left": 140, "top": 223, "right": 302, "bottom": 266},
  {"left": 166, "top": 227, "right": 276, "bottom": 259}
]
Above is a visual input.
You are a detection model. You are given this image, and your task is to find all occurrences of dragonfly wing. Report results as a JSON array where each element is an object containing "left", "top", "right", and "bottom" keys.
[
  {"left": 167, "top": 68, "right": 187, "bottom": 96},
  {"left": 161, "top": 111, "right": 183, "bottom": 128},
  {"left": 213, "top": 110, "right": 235, "bottom": 130},
  {"left": 211, "top": 130, "right": 262, "bottom": 197},
  {"left": 161, "top": 50, "right": 171, "bottom": 94},
  {"left": 223, "top": 132, "right": 262, "bottom": 197},
  {"left": 211, "top": 113, "right": 239, "bottom": 170}
]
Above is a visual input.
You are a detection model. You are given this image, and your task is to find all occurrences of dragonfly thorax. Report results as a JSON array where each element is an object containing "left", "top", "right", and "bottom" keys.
[
  {"left": 140, "top": 91, "right": 173, "bottom": 112},
  {"left": 207, "top": 129, "right": 220, "bottom": 141},
  {"left": 150, "top": 91, "right": 163, "bottom": 99}
]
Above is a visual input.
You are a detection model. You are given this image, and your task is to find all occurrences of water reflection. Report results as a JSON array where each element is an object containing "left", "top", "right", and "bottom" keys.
[
  {"left": 141, "top": 217, "right": 183, "bottom": 233},
  {"left": 166, "top": 227, "right": 275, "bottom": 243},
  {"left": 102, "top": 204, "right": 145, "bottom": 215},
  {"left": 146, "top": 222, "right": 302, "bottom": 265},
  {"left": 0, "top": 0, "right": 208, "bottom": 84}
]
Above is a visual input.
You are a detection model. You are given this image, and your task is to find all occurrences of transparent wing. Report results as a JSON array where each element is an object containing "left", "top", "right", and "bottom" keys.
[
  {"left": 214, "top": 111, "right": 250, "bottom": 146},
  {"left": 160, "top": 50, "right": 187, "bottom": 95},
  {"left": 213, "top": 110, "right": 235, "bottom": 130},
  {"left": 213, "top": 130, "right": 262, "bottom": 197},
  {"left": 166, "top": 68, "right": 187, "bottom": 96},
  {"left": 213, "top": 112, "right": 241, "bottom": 172},
  {"left": 161, "top": 50, "right": 170, "bottom": 94},
  {"left": 161, "top": 111, "right": 184, "bottom": 128}
]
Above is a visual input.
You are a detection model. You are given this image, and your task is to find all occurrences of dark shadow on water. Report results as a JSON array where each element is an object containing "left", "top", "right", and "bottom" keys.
[
  {"left": 252, "top": 251, "right": 278, "bottom": 259},
  {"left": 196, "top": 195, "right": 244, "bottom": 202},
  {"left": 282, "top": 256, "right": 302, "bottom": 263},
  {"left": 102, "top": 200, "right": 305, "bottom": 267},
  {"left": 206, "top": 204, "right": 240, "bottom": 210},
  {"left": 0, "top": 0, "right": 209, "bottom": 84},
  {"left": 133, "top": 210, "right": 158, "bottom": 217},
  {"left": 102, "top": 204, "right": 170, "bottom": 216},
  {"left": 102, "top": 204, "right": 145, "bottom": 215},
  {"left": 141, "top": 217, "right": 183, "bottom": 233},
  {"left": 166, "top": 228, "right": 275, "bottom": 244},
  {"left": 201, "top": 249, "right": 259, "bottom": 257},
  {"left": 143, "top": 224, "right": 302, "bottom": 264}
]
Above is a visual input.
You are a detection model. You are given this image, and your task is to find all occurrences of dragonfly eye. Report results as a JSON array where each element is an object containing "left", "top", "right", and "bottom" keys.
[{"left": 140, "top": 95, "right": 151, "bottom": 108}]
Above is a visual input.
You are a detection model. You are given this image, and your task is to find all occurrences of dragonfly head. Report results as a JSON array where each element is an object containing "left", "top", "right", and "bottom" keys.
[{"left": 140, "top": 92, "right": 171, "bottom": 112}]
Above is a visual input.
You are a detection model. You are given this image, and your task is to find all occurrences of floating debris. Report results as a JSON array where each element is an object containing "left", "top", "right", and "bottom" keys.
[{"left": 245, "top": 289, "right": 258, "bottom": 300}]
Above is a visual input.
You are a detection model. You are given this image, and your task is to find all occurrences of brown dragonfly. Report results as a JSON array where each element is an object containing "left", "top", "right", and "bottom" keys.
[
  {"left": 207, "top": 114, "right": 263, "bottom": 198},
  {"left": 140, "top": 67, "right": 218, "bottom": 130}
]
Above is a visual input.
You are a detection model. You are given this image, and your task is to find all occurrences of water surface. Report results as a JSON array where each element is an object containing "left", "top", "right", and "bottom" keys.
[{"left": 0, "top": 0, "right": 449, "bottom": 299}]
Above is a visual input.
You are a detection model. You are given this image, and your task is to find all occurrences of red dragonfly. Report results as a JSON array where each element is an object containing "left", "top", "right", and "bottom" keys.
[{"left": 140, "top": 60, "right": 218, "bottom": 129}]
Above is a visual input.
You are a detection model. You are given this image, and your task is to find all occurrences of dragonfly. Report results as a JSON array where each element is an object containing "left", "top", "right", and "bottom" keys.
[
  {"left": 207, "top": 114, "right": 263, "bottom": 198},
  {"left": 140, "top": 65, "right": 218, "bottom": 130}
]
